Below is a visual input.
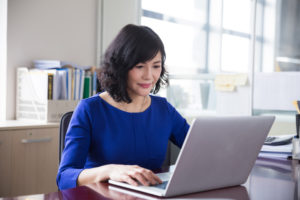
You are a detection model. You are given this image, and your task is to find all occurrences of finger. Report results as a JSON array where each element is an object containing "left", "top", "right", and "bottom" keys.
[
  {"left": 129, "top": 171, "right": 149, "bottom": 186},
  {"left": 139, "top": 169, "right": 160, "bottom": 185},
  {"left": 143, "top": 168, "right": 162, "bottom": 184},
  {"left": 122, "top": 175, "right": 138, "bottom": 186},
  {"left": 134, "top": 167, "right": 163, "bottom": 185},
  {"left": 151, "top": 173, "right": 163, "bottom": 184}
]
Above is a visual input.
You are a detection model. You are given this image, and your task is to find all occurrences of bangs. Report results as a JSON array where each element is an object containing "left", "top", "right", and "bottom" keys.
[
  {"left": 137, "top": 45, "right": 160, "bottom": 64},
  {"left": 129, "top": 27, "right": 165, "bottom": 68}
]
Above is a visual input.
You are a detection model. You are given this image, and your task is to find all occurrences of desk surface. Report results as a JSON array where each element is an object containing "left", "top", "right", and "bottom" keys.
[
  {"left": 2, "top": 156, "right": 299, "bottom": 200},
  {"left": 0, "top": 120, "right": 59, "bottom": 130}
]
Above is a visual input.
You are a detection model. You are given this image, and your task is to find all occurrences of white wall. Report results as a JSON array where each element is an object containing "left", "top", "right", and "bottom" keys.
[
  {"left": 101, "top": 0, "right": 140, "bottom": 53},
  {"left": 5, "top": 0, "right": 140, "bottom": 120},
  {"left": 0, "top": 0, "right": 7, "bottom": 121},
  {"left": 6, "top": 0, "right": 98, "bottom": 120}
]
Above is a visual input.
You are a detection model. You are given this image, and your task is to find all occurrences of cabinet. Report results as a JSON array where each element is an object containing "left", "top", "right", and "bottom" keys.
[
  {"left": 0, "top": 132, "right": 12, "bottom": 196},
  {"left": 0, "top": 121, "right": 59, "bottom": 197}
]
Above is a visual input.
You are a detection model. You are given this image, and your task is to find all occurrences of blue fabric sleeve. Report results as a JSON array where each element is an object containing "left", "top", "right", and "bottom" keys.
[
  {"left": 164, "top": 99, "right": 190, "bottom": 147},
  {"left": 56, "top": 100, "right": 92, "bottom": 190}
]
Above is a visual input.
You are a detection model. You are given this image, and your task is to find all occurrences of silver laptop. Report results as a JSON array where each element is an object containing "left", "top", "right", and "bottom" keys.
[{"left": 109, "top": 116, "right": 275, "bottom": 197}]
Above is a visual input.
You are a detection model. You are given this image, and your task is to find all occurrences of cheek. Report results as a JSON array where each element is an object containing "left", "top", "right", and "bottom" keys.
[
  {"left": 154, "top": 70, "right": 162, "bottom": 81},
  {"left": 128, "top": 70, "right": 139, "bottom": 82}
]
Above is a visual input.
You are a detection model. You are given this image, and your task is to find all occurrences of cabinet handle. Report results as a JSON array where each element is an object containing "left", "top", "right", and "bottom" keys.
[{"left": 21, "top": 137, "right": 52, "bottom": 144}]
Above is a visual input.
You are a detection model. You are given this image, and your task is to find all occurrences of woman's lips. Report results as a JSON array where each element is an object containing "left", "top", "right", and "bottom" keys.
[{"left": 139, "top": 83, "right": 152, "bottom": 88}]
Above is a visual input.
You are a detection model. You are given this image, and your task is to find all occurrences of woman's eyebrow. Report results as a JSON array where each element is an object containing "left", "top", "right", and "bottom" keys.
[
  {"left": 153, "top": 60, "right": 161, "bottom": 64},
  {"left": 139, "top": 60, "right": 161, "bottom": 64}
]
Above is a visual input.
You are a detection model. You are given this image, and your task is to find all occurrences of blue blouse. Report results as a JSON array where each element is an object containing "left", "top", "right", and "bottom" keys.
[{"left": 56, "top": 94, "right": 190, "bottom": 190}]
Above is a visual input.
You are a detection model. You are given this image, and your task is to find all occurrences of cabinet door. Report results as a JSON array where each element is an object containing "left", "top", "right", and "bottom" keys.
[
  {"left": 0, "top": 132, "right": 12, "bottom": 197},
  {"left": 10, "top": 128, "right": 59, "bottom": 196}
]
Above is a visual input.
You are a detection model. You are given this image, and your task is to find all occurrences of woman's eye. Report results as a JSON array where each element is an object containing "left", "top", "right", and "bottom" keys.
[
  {"left": 135, "top": 65, "right": 143, "bottom": 69},
  {"left": 153, "top": 65, "right": 161, "bottom": 69}
]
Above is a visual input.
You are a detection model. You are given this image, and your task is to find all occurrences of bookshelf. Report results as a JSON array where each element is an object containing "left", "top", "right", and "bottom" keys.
[{"left": 16, "top": 66, "right": 99, "bottom": 122}]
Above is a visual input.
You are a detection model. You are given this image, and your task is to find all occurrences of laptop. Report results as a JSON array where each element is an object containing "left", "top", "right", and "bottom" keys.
[{"left": 109, "top": 116, "right": 275, "bottom": 197}]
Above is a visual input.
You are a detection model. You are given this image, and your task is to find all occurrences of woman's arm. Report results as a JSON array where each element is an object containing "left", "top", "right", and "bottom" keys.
[
  {"left": 165, "top": 99, "right": 190, "bottom": 148},
  {"left": 58, "top": 99, "right": 163, "bottom": 189},
  {"left": 77, "top": 164, "right": 162, "bottom": 186},
  {"left": 57, "top": 100, "right": 93, "bottom": 190}
]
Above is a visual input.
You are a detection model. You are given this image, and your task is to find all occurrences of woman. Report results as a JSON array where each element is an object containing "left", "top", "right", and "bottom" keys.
[{"left": 57, "top": 24, "right": 190, "bottom": 190}]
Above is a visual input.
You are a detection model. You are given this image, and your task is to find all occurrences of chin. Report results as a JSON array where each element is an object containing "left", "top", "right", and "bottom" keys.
[
  {"left": 140, "top": 92, "right": 150, "bottom": 97},
  {"left": 138, "top": 90, "right": 151, "bottom": 97},
  {"left": 129, "top": 87, "right": 152, "bottom": 97}
]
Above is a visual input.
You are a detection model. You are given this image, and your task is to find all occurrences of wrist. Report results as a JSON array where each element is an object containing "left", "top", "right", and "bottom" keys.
[{"left": 97, "top": 164, "right": 115, "bottom": 182}]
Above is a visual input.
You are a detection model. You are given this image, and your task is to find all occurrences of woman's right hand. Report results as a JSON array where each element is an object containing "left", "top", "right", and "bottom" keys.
[{"left": 107, "top": 164, "right": 162, "bottom": 186}]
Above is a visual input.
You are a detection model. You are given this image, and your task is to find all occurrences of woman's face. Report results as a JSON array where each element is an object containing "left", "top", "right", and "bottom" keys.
[{"left": 127, "top": 52, "right": 162, "bottom": 98}]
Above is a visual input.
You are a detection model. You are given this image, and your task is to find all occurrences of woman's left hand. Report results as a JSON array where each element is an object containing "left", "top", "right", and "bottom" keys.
[{"left": 107, "top": 164, "right": 162, "bottom": 186}]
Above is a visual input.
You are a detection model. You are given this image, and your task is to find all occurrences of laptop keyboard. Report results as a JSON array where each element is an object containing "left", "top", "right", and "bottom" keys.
[{"left": 152, "top": 181, "right": 168, "bottom": 189}]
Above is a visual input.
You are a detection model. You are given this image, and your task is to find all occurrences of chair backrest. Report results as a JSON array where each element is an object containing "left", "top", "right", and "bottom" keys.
[{"left": 59, "top": 111, "right": 73, "bottom": 164}]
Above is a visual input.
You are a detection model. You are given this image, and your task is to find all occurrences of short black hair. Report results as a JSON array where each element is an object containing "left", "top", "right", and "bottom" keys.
[{"left": 98, "top": 24, "right": 168, "bottom": 103}]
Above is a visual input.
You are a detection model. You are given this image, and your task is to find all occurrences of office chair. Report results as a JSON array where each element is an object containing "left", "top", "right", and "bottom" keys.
[{"left": 59, "top": 111, "right": 73, "bottom": 164}]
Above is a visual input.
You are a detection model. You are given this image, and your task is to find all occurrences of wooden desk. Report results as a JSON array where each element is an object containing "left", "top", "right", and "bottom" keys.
[{"left": 2, "top": 157, "right": 299, "bottom": 200}]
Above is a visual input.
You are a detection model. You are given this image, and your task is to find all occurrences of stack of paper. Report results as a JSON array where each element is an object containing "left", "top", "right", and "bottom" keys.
[
  {"left": 260, "top": 143, "right": 292, "bottom": 159},
  {"left": 261, "top": 143, "right": 292, "bottom": 153},
  {"left": 34, "top": 60, "right": 62, "bottom": 69},
  {"left": 259, "top": 134, "right": 294, "bottom": 159}
]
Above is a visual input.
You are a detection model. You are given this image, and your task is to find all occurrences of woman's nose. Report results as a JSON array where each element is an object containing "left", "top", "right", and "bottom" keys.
[{"left": 143, "top": 67, "right": 152, "bottom": 79}]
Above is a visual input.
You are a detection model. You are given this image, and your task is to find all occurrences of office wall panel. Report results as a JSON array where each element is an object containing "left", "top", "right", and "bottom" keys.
[{"left": 7, "top": 0, "right": 98, "bottom": 119}]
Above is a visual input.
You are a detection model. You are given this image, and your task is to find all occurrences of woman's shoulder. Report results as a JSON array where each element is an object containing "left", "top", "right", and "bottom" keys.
[
  {"left": 150, "top": 95, "right": 166, "bottom": 101},
  {"left": 150, "top": 95, "right": 167, "bottom": 105},
  {"left": 77, "top": 94, "right": 101, "bottom": 109},
  {"left": 150, "top": 95, "right": 174, "bottom": 112}
]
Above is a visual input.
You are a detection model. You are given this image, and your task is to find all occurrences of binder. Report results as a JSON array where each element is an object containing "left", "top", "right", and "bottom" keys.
[
  {"left": 83, "top": 72, "right": 92, "bottom": 99},
  {"left": 48, "top": 73, "right": 54, "bottom": 100}
]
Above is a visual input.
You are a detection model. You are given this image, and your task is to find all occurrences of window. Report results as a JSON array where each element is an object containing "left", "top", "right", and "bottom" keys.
[
  {"left": 142, "top": 0, "right": 297, "bottom": 110},
  {"left": 141, "top": 0, "right": 207, "bottom": 75},
  {"left": 141, "top": 0, "right": 299, "bottom": 135},
  {"left": 141, "top": 0, "right": 212, "bottom": 117},
  {"left": 141, "top": 0, "right": 260, "bottom": 116},
  {"left": 141, "top": 0, "right": 260, "bottom": 74}
]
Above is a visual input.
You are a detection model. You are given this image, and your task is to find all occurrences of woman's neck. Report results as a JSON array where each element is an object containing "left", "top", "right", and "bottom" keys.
[
  {"left": 100, "top": 92, "right": 150, "bottom": 113},
  {"left": 120, "top": 95, "right": 149, "bottom": 113}
]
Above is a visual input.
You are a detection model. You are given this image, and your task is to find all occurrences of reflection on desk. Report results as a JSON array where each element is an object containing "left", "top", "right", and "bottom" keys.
[
  {"left": 246, "top": 157, "right": 299, "bottom": 200},
  {"left": 2, "top": 157, "right": 299, "bottom": 200},
  {"left": 108, "top": 184, "right": 249, "bottom": 200}
]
